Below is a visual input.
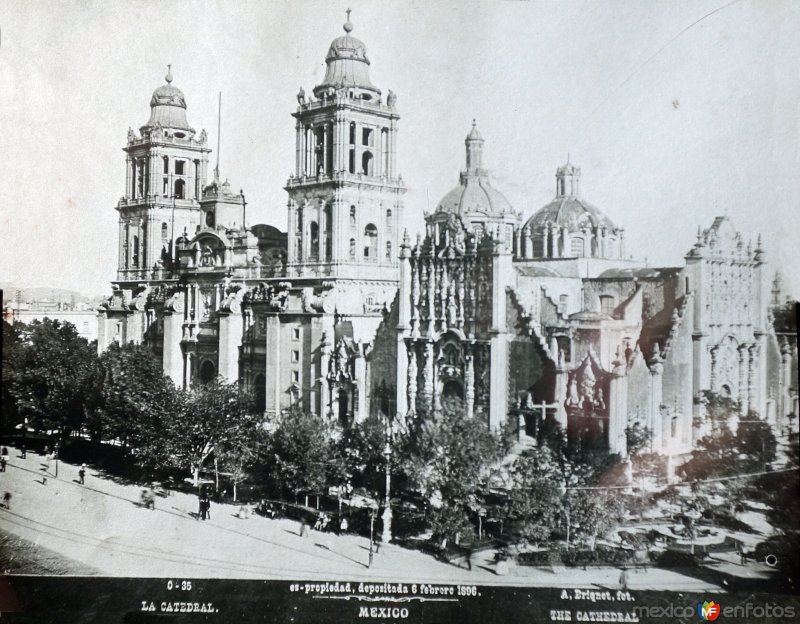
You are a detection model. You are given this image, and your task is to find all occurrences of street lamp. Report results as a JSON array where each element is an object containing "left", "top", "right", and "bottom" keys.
[{"left": 381, "top": 415, "right": 393, "bottom": 544}]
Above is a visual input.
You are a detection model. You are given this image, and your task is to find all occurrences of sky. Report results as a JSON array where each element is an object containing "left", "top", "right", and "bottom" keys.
[{"left": 0, "top": 0, "right": 798, "bottom": 299}]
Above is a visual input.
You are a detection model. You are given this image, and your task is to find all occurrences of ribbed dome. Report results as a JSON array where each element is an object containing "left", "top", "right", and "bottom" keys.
[
  {"left": 436, "top": 177, "right": 514, "bottom": 218},
  {"left": 524, "top": 162, "right": 616, "bottom": 233},
  {"left": 143, "top": 66, "right": 193, "bottom": 132},
  {"left": 313, "top": 18, "right": 380, "bottom": 99},
  {"left": 435, "top": 123, "right": 515, "bottom": 220},
  {"left": 526, "top": 196, "right": 616, "bottom": 232}
]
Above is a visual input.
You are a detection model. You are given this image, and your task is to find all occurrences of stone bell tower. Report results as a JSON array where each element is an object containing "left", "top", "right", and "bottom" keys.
[
  {"left": 284, "top": 12, "right": 405, "bottom": 281},
  {"left": 116, "top": 66, "right": 211, "bottom": 285}
]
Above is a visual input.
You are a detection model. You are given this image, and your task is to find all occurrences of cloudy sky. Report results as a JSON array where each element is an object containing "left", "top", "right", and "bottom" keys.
[{"left": 1, "top": 0, "right": 798, "bottom": 298}]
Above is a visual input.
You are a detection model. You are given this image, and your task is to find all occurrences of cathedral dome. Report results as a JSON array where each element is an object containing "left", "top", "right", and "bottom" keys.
[
  {"left": 313, "top": 15, "right": 380, "bottom": 99},
  {"left": 524, "top": 162, "right": 616, "bottom": 233},
  {"left": 143, "top": 66, "right": 193, "bottom": 133},
  {"left": 520, "top": 162, "right": 624, "bottom": 260},
  {"left": 435, "top": 123, "right": 515, "bottom": 220}
]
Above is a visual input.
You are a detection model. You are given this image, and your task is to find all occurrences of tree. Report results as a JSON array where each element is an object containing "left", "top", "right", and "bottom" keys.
[
  {"left": 504, "top": 445, "right": 564, "bottom": 544},
  {"left": 4, "top": 319, "right": 97, "bottom": 439},
  {"left": 88, "top": 342, "right": 175, "bottom": 453},
  {"left": 679, "top": 392, "right": 778, "bottom": 482},
  {"left": 265, "top": 408, "right": 334, "bottom": 504},
  {"left": 330, "top": 413, "right": 388, "bottom": 504},
  {"left": 165, "top": 379, "right": 257, "bottom": 487},
  {"left": 1, "top": 321, "right": 25, "bottom": 434},
  {"left": 400, "top": 398, "right": 499, "bottom": 543}
]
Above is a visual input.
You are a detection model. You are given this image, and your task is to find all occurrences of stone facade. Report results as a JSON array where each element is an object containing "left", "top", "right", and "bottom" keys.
[
  {"left": 98, "top": 15, "right": 798, "bottom": 464},
  {"left": 397, "top": 142, "right": 798, "bottom": 461}
]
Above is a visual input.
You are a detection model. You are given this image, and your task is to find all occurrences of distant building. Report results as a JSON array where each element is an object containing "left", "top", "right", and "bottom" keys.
[
  {"left": 5, "top": 302, "right": 99, "bottom": 343},
  {"left": 98, "top": 14, "right": 797, "bottom": 470}
]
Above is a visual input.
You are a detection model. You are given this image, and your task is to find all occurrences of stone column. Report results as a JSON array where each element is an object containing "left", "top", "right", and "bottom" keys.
[
  {"left": 649, "top": 356, "right": 664, "bottom": 451},
  {"left": 465, "top": 351, "right": 475, "bottom": 419},
  {"left": 747, "top": 344, "right": 758, "bottom": 411},
  {"left": 488, "top": 247, "right": 511, "bottom": 431},
  {"left": 354, "top": 346, "right": 367, "bottom": 422},
  {"left": 265, "top": 315, "right": 281, "bottom": 415},
  {"left": 738, "top": 344, "right": 749, "bottom": 415},
  {"left": 551, "top": 225, "right": 560, "bottom": 258},
  {"left": 710, "top": 345, "right": 719, "bottom": 392},
  {"left": 396, "top": 240, "right": 411, "bottom": 416},
  {"left": 295, "top": 121, "right": 303, "bottom": 176},
  {"left": 608, "top": 359, "right": 628, "bottom": 456},
  {"left": 217, "top": 305, "right": 244, "bottom": 383},
  {"left": 422, "top": 340, "right": 434, "bottom": 413},
  {"left": 184, "top": 350, "right": 193, "bottom": 389},
  {"left": 162, "top": 305, "right": 184, "bottom": 387},
  {"left": 542, "top": 226, "right": 550, "bottom": 258},
  {"left": 406, "top": 342, "right": 418, "bottom": 415}
]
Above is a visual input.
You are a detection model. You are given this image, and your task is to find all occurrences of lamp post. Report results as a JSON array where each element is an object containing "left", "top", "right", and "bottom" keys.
[{"left": 381, "top": 417, "right": 393, "bottom": 544}]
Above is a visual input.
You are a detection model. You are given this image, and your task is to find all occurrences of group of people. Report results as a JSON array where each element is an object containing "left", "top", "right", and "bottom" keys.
[{"left": 198, "top": 493, "right": 211, "bottom": 520}]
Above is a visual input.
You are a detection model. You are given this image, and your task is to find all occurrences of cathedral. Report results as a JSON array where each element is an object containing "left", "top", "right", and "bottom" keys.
[{"left": 98, "top": 15, "right": 798, "bottom": 466}]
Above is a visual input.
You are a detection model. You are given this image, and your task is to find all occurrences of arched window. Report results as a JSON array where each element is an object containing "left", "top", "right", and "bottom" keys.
[
  {"left": 199, "top": 360, "right": 216, "bottom": 385},
  {"left": 309, "top": 221, "right": 319, "bottom": 259},
  {"left": 161, "top": 223, "right": 168, "bottom": 248},
  {"left": 349, "top": 238, "right": 356, "bottom": 258},
  {"left": 323, "top": 204, "right": 332, "bottom": 261},
  {"left": 606, "top": 238, "right": 616, "bottom": 258},
  {"left": 362, "top": 152, "right": 373, "bottom": 176},
  {"left": 132, "top": 235, "right": 139, "bottom": 267},
  {"left": 363, "top": 224, "right": 378, "bottom": 260},
  {"left": 385, "top": 241, "right": 392, "bottom": 260},
  {"left": 349, "top": 205, "right": 356, "bottom": 228},
  {"left": 600, "top": 295, "right": 615, "bottom": 317},
  {"left": 254, "top": 374, "right": 266, "bottom": 413},
  {"left": 162, "top": 156, "right": 169, "bottom": 174},
  {"left": 174, "top": 179, "right": 185, "bottom": 199},
  {"left": 570, "top": 237, "right": 584, "bottom": 258},
  {"left": 386, "top": 208, "right": 392, "bottom": 227}
]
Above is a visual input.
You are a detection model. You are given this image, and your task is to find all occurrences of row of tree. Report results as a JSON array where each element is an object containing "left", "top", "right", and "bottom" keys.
[{"left": 3, "top": 318, "right": 795, "bottom": 551}]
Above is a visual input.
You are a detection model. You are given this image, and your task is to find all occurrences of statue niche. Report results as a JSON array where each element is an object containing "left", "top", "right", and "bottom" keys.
[{"left": 565, "top": 355, "right": 610, "bottom": 449}]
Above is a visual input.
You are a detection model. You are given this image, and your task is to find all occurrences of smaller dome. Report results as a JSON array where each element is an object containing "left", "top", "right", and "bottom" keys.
[
  {"left": 313, "top": 15, "right": 380, "bottom": 98},
  {"left": 436, "top": 177, "right": 514, "bottom": 218},
  {"left": 434, "top": 124, "right": 517, "bottom": 223},
  {"left": 143, "top": 66, "right": 193, "bottom": 133},
  {"left": 525, "top": 196, "right": 616, "bottom": 233}
]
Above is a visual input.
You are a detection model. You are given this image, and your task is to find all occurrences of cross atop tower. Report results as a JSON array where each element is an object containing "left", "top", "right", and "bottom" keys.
[{"left": 346, "top": 8, "right": 351, "bottom": 21}]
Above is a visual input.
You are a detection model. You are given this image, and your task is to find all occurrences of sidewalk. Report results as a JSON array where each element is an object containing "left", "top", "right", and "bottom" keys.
[{"left": 0, "top": 449, "right": 721, "bottom": 589}]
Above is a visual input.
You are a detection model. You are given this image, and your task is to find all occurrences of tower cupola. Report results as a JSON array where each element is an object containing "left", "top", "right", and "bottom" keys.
[
  {"left": 143, "top": 65, "right": 194, "bottom": 136},
  {"left": 465, "top": 120, "right": 485, "bottom": 174},
  {"left": 556, "top": 160, "right": 580, "bottom": 197},
  {"left": 313, "top": 11, "right": 381, "bottom": 100}
]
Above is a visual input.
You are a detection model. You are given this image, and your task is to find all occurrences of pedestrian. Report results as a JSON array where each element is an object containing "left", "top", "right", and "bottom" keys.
[
  {"left": 2, "top": 492, "right": 10, "bottom": 510},
  {"left": 619, "top": 567, "right": 629, "bottom": 591},
  {"left": 340, "top": 515, "right": 349, "bottom": 535},
  {"left": 1, "top": 446, "right": 8, "bottom": 456},
  {"left": 204, "top": 495, "right": 211, "bottom": 520},
  {"left": 79, "top": 464, "right": 86, "bottom": 485},
  {"left": 20, "top": 444, "right": 26, "bottom": 459},
  {"left": 466, "top": 546, "right": 473, "bottom": 571},
  {"left": 299, "top": 516, "right": 307, "bottom": 537},
  {"left": 368, "top": 546, "right": 374, "bottom": 568},
  {"left": 0, "top": 457, "right": 6, "bottom": 472}
]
